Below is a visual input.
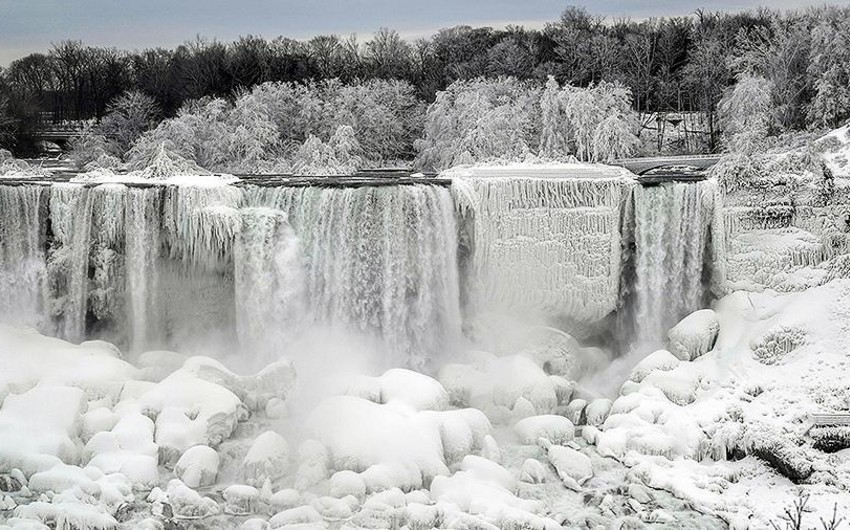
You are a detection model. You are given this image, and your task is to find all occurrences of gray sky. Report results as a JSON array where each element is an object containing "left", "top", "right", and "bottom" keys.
[{"left": 0, "top": 0, "right": 844, "bottom": 66}]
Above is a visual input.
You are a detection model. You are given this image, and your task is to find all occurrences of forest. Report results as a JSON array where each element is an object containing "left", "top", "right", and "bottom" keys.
[{"left": 0, "top": 5, "right": 848, "bottom": 167}]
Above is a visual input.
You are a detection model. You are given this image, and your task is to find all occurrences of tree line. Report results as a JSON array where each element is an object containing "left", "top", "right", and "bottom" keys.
[{"left": 1, "top": 5, "right": 849, "bottom": 156}]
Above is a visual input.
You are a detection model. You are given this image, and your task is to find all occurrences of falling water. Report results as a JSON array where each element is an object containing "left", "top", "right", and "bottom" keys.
[
  {"left": 0, "top": 185, "right": 48, "bottom": 329},
  {"left": 246, "top": 184, "right": 463, "bottom": 368},
  {"left": 632, "top": 181, "right": 714, "bottom": 349},
  {"left": 234, "top": 208, "right": 306, "bottom": 360}
]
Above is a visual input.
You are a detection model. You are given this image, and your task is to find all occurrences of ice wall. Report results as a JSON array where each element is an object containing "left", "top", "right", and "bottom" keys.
[
  {"left": 712, "top": 177, "right": 850, "bottom": 294},
  {"left": 632, "top": 181, "right": 715, "bottom": 349},
  {"left": 448, "top": 165, "right": 635, "bottom": 335}
]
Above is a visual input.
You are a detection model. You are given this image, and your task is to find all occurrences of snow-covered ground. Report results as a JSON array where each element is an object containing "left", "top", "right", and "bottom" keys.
[{"left": 1, "top": 272, "right": 848, "bottom": 529}]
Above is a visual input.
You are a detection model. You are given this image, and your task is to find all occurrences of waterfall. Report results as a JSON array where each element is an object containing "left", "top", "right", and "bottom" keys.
[
  {"left": 0, "top": 180, "right": 460, "bottom": 367},
  {"left": 48, "top": 184, "right": 96, "bottom": 342},
  {"left": 632, "top": 181, "right": 714, "bottom": 349},
  {"left": 246, "top": 184, "right": 462, "bottom": 368},
  {"left": 234, "top": 208, "right": 306, "bottom": 360},
  {"left": 0, "top": 185, "right": 48, "bottom": 330},
  {"left": 125, "top": 187, "right": 164, "bottom": 352}
]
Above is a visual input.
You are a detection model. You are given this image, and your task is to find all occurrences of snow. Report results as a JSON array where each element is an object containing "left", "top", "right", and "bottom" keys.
[
  {"left": 173, "top": 445, "right": 219, "bottom": 488},
  {"left": 513, "top": 415, "right": 575, "bottom": 445}
]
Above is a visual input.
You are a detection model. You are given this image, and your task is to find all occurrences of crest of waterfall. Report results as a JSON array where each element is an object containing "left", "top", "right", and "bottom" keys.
[
  {"left": 632, "top": 181, "right": 715, "bottom": 349},
  {"left": 0, "top": 185, "right": 48, "bottom": 329},
  {"left": 246, "top": 184, "right": 462, "bottom": 368},
  {"left": 451, "top": 174, "right": 635, "bottom": 334},
  {"left": 234, "top": 208, "right": 306, "bottom": 360}
]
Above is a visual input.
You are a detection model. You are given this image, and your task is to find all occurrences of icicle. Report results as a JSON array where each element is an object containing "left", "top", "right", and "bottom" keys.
[{"left": 162, "top": 184, "right": 244, "bottom": 270}]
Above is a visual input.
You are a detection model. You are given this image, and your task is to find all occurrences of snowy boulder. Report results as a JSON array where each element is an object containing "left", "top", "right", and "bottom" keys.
[
  {"left": 585, "top": 399, "right": 613, "bottom": 427},
  {"left": 249, "top": 360, "right": 297, "bottom": 408},
  {"left": 269, "top": 505, "right": 324, "bottom": 528},
  {"left": 166, "top": 479, "right": 220, "bottom": 518},
  {"left": 642, "top": 370, "right": 699, "bottom": 406},
  {"left": 378, "top": 369, "right": 449, "bottom": 411},
  {"left": 84, "top": 412, "right": 159, "bottom": 488},
  {"left": 540, "top": 439, "right": 592, "bottom": 490},
  {"left": 242, "top": 431, "right": 289, "bottom": 487},
  {"left": 416, "top": 408, "right": 491, "bottom": 465},
  {"left": 294, "top": 440, "right": 330, "bottom": 491},
  {"left": 223, "top": 484, "right": 260, "bottom": 515},
  {"left": 306, "top": 396, "right": 448, "bottom": 484},
  {"left": 667, "top": 309, "right": 720, "bottom": 361},
  {"left": 459, "top": 455, "right": 516, "bottom": 491},
  {"left": 268, "top": 489, "right": 301, "bottom": 512},
  {"left": 520, "top": 459, "right": 548, "bottom": 484},
  {"left": 518, "top": 327, "right": 582, "bottom": 379},
  {"left": 564, "top": 399, "right": 587, "bottom": 426},
  {"left": 513, "top": 415, "right": 575, "bottom": 445},
  {"left": 174, "top": 445, "right": 219, "bottom": 488},
  {"left": 139, "top": 368, "right": 243, "bottom": 463},
  {"left": 311, "top": 495, "right": 357, "bottom": 519},
  {"left": 329, "top": 470, "right": 366, "bottom": 500},
  {"left": 628, "top": 350, "right": 680, "bottom": 383}
]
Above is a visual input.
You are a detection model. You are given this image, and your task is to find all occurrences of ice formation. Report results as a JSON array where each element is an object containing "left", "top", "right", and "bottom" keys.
[
  {"left": 449, "top": 163, "right": 635, "bottom": 334},
  {"left": 2, "top": 148, "right": 850, "bottom": 527}
]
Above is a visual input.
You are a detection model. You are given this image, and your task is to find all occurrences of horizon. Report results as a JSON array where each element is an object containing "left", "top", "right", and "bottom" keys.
[{"left": 1, "top": 0, "right": 846, "bottom": 66}]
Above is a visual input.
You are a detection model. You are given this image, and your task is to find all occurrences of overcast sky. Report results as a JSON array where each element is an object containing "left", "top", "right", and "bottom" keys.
[{"left": 0, "top": 0, "right": 844, "bottom": 66}]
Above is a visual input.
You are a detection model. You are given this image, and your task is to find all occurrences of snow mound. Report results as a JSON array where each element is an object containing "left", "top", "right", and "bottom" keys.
[
  {"left": 667, "top": 309, "right": 720, "bottom": 361},
  {"left": 629, "top": 350, "right": 680, "bottom": 383},
  {"left": 513, "top": 415, "right": 575, "bottom": 445},
  {"left": 242, "top": 431, "right": 290, "bottom": 487},
  {"left": 174, "top": 445, "right": 219, "bottom": 488}
]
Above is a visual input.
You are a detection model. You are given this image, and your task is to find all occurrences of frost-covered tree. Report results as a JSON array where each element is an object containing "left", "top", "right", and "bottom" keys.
[
  {"left": 291, "top": 134, "right": 339, "bottom": 175},
  {"left": 807, "top": 20, "right": 850, "bottom": 130},
  {"left": 538, "top": 76, "right": 569, "bottom": 158},
  {"left": 98, "top": 90, "right": 161, "bottom": 152},
  {"left": 328, "top": 124, "right": 363, "bottom": 172},
  {"left": 718, "top": 74, "right": 773, "bottom": 154},
  {"left": 415, "top": 78, "right": 539, "bottom": 171},
  {"left": 562, "top": 81, "right": 638, "bottom": 162}
]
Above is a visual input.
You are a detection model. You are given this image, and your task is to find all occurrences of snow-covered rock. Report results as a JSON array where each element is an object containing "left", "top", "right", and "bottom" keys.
[
  {"left": 628, "top": 349, "right": 680, "bottom": 383},
  {"left": 174, "top": 445, "right": 219, "bottom": 488},
  {"left": 541, "top": 439, "right": 592, "bottom": 490},
  {"left": 223, "top": 484, "right": 260, "bottom": 515},
  {"left": 585, "top": 398, "right": 612, "bottom": 427},
  {"left": 513, "top": 415, "right": 575, "bottom": 445},
  {"left": 667, "top": 309, "right": 720, "bottom": 361},
  {"left": 242, "top": 431, "right": 289, "bottom": 487},
  {"left": 329, "top": 470, "right": 366, "bottom": 500}
]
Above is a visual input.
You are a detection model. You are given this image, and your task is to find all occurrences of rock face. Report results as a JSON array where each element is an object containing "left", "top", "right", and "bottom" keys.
[{"left": 667, "top": 309, "right": 720, "bottom": 361}]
